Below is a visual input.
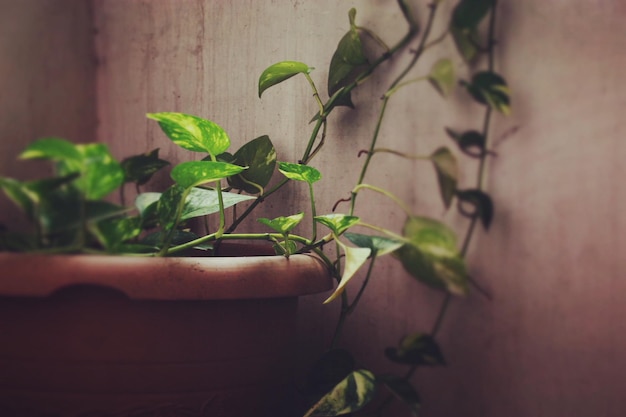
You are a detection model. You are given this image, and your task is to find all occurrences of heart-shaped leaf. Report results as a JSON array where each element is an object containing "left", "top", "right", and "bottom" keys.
[
  {"left": 121, "top": 148, "right": 170, "bottom": 185},
  {"left": 385, "top": 333, "right": 446, "bottom": 366},
  {"left": 147, "top": 112, "right": 231, "bottom": 156},
  {"left": 451, "top": 25, "right": 481, "bottom": 63},
  {"left": 156, "top": 185, "right": 186, "bottom": 229},
  {"left": 307, "top": 369, "right": 376, "bottom": 416},
  {"left": 456, "top": 189, "right": 494, "bottom": 230},
  {"left": 428, "top": 59, "right": 456, "bottom": 97},
  {"left": 430, "top": 147, "right": 458, "bottom": 209},
  {"left": 257, "top": 212, "right": 304, "bottom": 234},
  {"left": 19, "top": 137, "right": 83, "bottom": 165},
  {"left": 89, "top": 216, "right": 142, "bottom": 252},
  {"left": 227, "top": 135, "right": 277, "bottom": 194},
  {"left": 452, "top": 0, "right": 494, "bottom": 29},
  {"left": 315, "top": 214, "right": 360, "bottom": 236},
  {"left": 328, "top": 8, "right": 369, "bottom": 98},
  {"left": 394, "top": 216, "right": 468, "bottom": 295},
  {"left": 344, "top": 232, "right": 404, "bottom": 257},
  {"left": 324, "top": 242, "right": 371, "bottom": 304},
  {"left": 461, "top": 71, "right": 511, "bottom": 115},
  {"left": 278, "top": 161, "right": 321, "bottom": 184},
  {"left": 258, "top": 61, "right": 312, "bottom": 98},
  {"left": 182, "top": 187, "right": 255, "bottom": 220},
  {"left": 445, "top": 128, "right": 487, "bottom": 158},
  {"left": 73, "top": 143, "right": 124, "bottom": 200},
  {"left": 171, "top": 161, "right": 246, "bottom": 189}
]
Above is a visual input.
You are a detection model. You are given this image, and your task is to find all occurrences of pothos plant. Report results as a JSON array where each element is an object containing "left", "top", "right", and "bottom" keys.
[{"left": 0, "top": 0, "right": 508, "bottom": 415}]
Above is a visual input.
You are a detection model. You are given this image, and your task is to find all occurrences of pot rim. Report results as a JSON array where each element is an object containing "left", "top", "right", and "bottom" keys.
[{"left": 0, "top": 248, "right": 333, "bottom": 301}]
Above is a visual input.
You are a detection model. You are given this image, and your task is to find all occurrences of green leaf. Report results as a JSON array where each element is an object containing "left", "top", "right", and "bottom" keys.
[
  {"left": 227, "top": 135, "right": 277, "bottom": 194},
  {"left": 147, "top": 112, "right": 231, "bottom": 156},
  {"left": 314, "top": 214, "right": 360, "bottom": 236},
  {"left": 20, "top": 139, "right": 124, "bottom": 200},
  {"left": 182, "top": 187, "right": 255, "bottom": 220},
  {"left": 89, "top": 216, "right": 142, "bottom": 252},
  {"left": 258, "top": 61, "right": 312, "bottom": 98},
  {"left": 445, "top": 128, "right": 487, "bottom": 158},
  {"left": 450, "top": 25, "right": 480, "bottom": 63},
  {"left": 278, "top": 161, "right": 321, "bottom": 183},
  {"left": 307, "top": 369, "right": 376, "bottom": 416},
  {"left": 430, "top": 147, "right": 458, "bottom": 209},
  {"left": 84, "top": 201, "right": 130, "bottom": 224},
  {"left": 121, "top": 148, "right": 170, "bottom": 186},
  {"left": 328, "top": 8, "right": 369, "bottom": 98},
  {"left": 72, "top": 143, "right": 124, "bottom": 200},
  {"left": 156, "top": 185, "right": 186, "bottom": 229},
  {"left": 461, "top": 71, "right": 511, "bottom": 115},
  {"left": 0, "top": 177, "right": 36, "bottom": 219},
  {"left": 324, "top": 242, "right": 371, "bottom": 304},
  {"left": 140, "top": 229, "right": 208, "bottom": 251},
  {"left": 170, "top": 161, "right": 246, "bottom": 189},
  {"left": 456, "top": 189, "right": 494, "bottom": 230},
  {"left": 385, "top": 333, "right": 446, "bottom": 366},
  {"left": 257, "top": 212, "right": 304, "bottom": 234},
  {"left": 273, "top": 239, "right": 298, "bottom": 256},
  {"left": 394, "top": 216, "right": 468, "bottom": 295},
  {"left": 0, "top": 228, "right": 37, "bottom": 252},
  {"left": 428, "top": 59, "right": 456, "bottom": 97},
  {"left": 452, "top": 0, "right": 493, "bottom": 29},
  {"left": 379, "top": 375, "right": 421, "bottom": 416},
  {"left": 19, "top": 137, "right": 82, "bottom": 165},
  {"left": 344, "top": 232, "right": 403, "bottom": 257},
  {"left": 135, "top": 192, "right": 162, "bottom": 217}
]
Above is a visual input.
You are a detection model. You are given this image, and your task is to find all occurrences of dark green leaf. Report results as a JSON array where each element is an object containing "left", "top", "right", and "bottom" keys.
[
  {"left": 0, "top": 229, "right": 37, "bottom": 252},
  {"left": 394, "top": 216, "right": 468, "bottom": 295},
  {"left": 171, "top": 161, "right": 246, "bottom": 189},
  {"left": 258, "top": 61, "right": 312, "bottom": 98},
  {"left": 0, "top": 177, "right": 36, "bottom": 219},
  {"left": 456, "top": 189, "right": 494, "bottom": 230},
  {"left": 84, "top": 201, "right": 130, "bottom": 223},
  {"left": 227, "top": 135, "right": 277, "bottom": 194},
  {"left": 461, "top": 71, "right": 511, "bottom": 115},
  {"left": 307, "top": 369, "right": 376, "bottom": 416},
  {"left": 431, "top": 147, "right": 458, "bottom": 209},
  {"left": 344, "top": 232, "right": 403, "bottom": 257},
  {"left": 451, "top": 25, "right": 481, "bottom": 63},
  {"left": 445, "top": 128, "right": 487, "bottom": 158},
  {"left": 385, "top": 333, "right": 446, "bottom": 366},
  {"left": 378, "top": 375, "right": 421, "bottom": 416},
  {"left": 272, "top": 239, "right": 298, "bottom": 256},
  {"left": 147, "top": 112, "right": 231, "bottom": 156},
  {"left": 278, "top": 162, "right": 321, "bottom": 184},
  {"left": 121, "top": 148, "right": 170, "bottom": 185},
  {"left": 328, "top": 8, "right": 368, "bottom": 97},
  {"left": 452, "top": 0, "right": 494, "bottom": 29},
  {"left": 428, "top": 59, "right": 456, "bottom": 97},
  {"left": 257, "top": 212, "right": 304, "bottom": 234}
]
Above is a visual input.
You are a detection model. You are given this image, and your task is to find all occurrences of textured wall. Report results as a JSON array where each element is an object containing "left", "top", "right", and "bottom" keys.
[
  {"left": 93, "top": 1, "right": 626, "bottom": 416},
  {"left": 2, "top": 0, "right": 624, "bottom": 416},
  {"left": 0, "top": 0, "right": 97, "bottom": 229}
]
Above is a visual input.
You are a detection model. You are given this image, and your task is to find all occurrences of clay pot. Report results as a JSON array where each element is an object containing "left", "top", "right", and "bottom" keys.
[{"left": 0, "top": 244, "right": 332, "bottom": 417}]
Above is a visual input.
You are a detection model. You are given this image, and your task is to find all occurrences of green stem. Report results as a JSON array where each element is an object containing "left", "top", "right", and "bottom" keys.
[
  {"left": 352, "top": 183, "right": 413, "bottom": 218},
  {"left": 309, "top": 182, "right": 318, "bottom": 242}
]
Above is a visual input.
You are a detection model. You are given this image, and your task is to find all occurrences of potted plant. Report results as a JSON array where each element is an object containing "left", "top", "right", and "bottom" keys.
[{"left": 0, "top": 0, "right": 508, "bottom": 416}]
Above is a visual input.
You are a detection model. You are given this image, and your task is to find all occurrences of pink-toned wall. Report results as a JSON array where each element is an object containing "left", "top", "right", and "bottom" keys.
[
  {"left": 0, "top": 0, "right": 97, "bottom": 229},
  {"left": 2, "top": 1, "right": 626, "bottom": 416}
]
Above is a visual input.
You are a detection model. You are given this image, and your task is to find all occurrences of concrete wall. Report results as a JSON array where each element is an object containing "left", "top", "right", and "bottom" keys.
[
  {"left": 2, "top": 1, "right": 625, "bottom": 416},
  {"left": 0, "top": 0, "right": 97, "bottom": 229}
]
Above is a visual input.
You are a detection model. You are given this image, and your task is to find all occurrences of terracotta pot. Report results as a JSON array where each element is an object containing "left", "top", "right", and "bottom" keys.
[{"left": 0, "top": 244, "right": 332, "bottom": 417}]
